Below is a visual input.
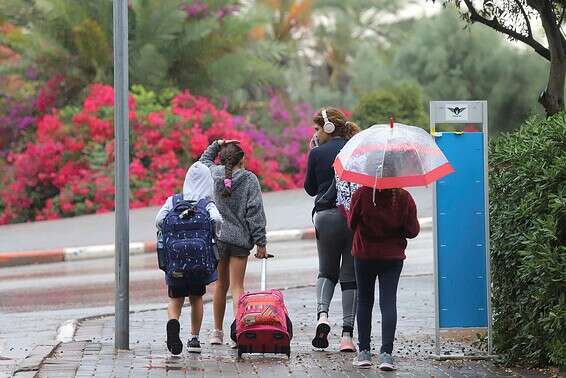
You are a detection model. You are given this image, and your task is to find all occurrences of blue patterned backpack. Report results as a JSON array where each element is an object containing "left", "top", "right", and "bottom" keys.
[{"left": 159, "top": 194, "right": 217, "bottom": 284}]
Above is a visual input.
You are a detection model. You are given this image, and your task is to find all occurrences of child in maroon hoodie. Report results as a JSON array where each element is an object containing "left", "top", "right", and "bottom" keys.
[{"left": 348, "top": 186, "right": 419, "bottom": 371}]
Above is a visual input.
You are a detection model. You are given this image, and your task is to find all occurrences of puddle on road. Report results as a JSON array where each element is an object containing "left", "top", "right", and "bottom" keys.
[
  {"left": 145, "top": 364, "right": 205, "bottom": 372},
  {"left": 144, "top": 354, "right": 205, "bottom": 372}
]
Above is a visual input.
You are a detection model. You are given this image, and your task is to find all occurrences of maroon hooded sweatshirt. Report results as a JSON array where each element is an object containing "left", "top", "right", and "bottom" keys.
[{"left": 347, "top": 187, "right": 420, "bottom": 260}]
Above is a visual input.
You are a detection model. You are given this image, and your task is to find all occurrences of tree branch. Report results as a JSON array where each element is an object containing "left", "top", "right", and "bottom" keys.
[
  {"left": 559, "top": 6, "right": 566, "bottom": 26},
  {"left": 514, "top": 0, "right": 533, "bottom": 37},
  {"left": 462, "top": 0, "right": 551, "bottom": 60}
]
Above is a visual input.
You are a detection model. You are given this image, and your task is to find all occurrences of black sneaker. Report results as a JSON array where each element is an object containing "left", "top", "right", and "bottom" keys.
[
  {"left": 166, "top": 319, "right": 183, "bottom": 355},
  {"left": 187, "top": 337, "right": 202, "bottom": 353},
  {"left": 311, "top": 317, "right": 331, "bottom": 350}
]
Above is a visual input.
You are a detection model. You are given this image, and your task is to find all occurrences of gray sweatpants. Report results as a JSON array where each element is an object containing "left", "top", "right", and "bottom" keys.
[{"left": 314, "top": 208, "right": 357, "bottom": 332}]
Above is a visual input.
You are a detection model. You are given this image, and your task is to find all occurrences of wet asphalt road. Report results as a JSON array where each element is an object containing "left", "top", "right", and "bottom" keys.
[
  {"left": 0, "top": 234, "right": 433, "bottom": 377},
  {"left": 0, "top": 234, "right": 433, "bottom": 314},
  {"left": 0, "top": 240, "right": 317, "bottom": 313},
  {"left": 0, "top": 188, "right": 433, "bottom": 376}
]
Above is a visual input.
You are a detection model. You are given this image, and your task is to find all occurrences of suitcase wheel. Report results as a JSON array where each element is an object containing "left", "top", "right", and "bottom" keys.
[{"left": 238, "top": 345, "right": 246, "bottom": 358}]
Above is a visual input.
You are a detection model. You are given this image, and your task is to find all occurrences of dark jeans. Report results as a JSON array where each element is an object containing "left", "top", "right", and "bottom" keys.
[{"left": 354, "top": 258, "right": 403, "bottom": 354}]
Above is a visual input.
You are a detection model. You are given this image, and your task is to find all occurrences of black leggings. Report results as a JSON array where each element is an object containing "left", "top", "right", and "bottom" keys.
[{"left": 354, "top": 258, "right": 403, "bottom": 353}]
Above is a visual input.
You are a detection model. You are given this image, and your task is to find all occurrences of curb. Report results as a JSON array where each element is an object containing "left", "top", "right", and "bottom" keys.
[
  {"left": 0, "top": 227, "right": 316, "bottom": 268},
  {"left": 12, "top": 342, "right": 60, "bottom": 377},
  {"left": 0, "top": 217, "right": 432, "bottom": 268}
]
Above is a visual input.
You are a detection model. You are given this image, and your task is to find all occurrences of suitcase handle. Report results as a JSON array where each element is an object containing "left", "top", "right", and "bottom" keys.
[{"left": 260, "top": 254, "right": 274, "bottom": 291}]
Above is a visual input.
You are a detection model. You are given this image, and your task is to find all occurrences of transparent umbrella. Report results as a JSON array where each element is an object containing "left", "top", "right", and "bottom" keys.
[{"left": 334, "top": 122, "right": 454, "bottom": 189}]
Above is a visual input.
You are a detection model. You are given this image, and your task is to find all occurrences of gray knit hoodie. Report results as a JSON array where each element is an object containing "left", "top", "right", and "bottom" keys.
[{"left": 199, "top": 141, "right": 267, "bottom": 250}]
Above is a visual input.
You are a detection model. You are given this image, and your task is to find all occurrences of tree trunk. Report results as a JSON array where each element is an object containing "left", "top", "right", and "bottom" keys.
[
  {"left": 540, "top": 56, "right": 566, "bottom": 116},
  {"left": 536, "top": 1, "right": 566, "bottom": 116}
]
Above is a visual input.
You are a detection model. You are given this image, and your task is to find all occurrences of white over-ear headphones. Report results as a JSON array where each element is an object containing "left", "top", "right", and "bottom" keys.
[{"left": 322, "top": 109, "right": 335, "bottom": 134}]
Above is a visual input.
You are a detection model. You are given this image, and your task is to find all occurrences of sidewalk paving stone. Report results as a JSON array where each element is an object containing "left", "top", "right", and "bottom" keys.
[{"left": 35, "top": 275, "right": 530, "bottom": 377}]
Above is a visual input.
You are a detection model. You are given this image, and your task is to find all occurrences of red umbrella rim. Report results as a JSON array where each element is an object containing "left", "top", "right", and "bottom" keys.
[{"left": 334, "top": 159, "right": 455, "bottom": 189}]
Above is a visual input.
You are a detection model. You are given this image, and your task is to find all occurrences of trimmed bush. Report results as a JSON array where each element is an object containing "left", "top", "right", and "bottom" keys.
[
  {"left": 351, "top": 83, "right": 429, "bottom": 129},
  {"left": 489, "top": 113, "right": 566, "bottom": 369}
]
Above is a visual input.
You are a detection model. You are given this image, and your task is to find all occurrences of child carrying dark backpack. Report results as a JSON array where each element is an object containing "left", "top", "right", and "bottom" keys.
[{"left": 155, "top": 162, "right": 223, "bottom": 355}]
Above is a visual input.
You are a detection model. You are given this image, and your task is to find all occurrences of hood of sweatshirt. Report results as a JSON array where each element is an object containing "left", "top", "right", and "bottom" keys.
[{"left": 182, "top": 161, "right": 214, "bottom": 201}]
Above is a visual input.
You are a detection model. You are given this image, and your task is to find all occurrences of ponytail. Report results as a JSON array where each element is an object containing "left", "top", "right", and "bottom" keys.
[
  {"left": 219, "top": 143, "right": 245, "bottom": 197},
  {"left": 344, "top": 121, "right": 361, "bottom": 140},
  {"left": 223, "top": 163, "right": 234, "bottom": 197}
]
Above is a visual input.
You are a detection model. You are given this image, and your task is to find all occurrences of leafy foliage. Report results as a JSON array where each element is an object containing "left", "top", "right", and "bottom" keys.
[
  {"left": 391, "top": 8, "right": 546, "bottom": 133},
  {"left": 352, "top": 83, "right": 428, "bottom": 129},
  {"left": 489, "top": 113, "right": 566, "bottom": 369},
  {"left": 0, "top": 0, "right": 287, "bottom": 106},
  {"left": 284, "top": 0, "right": 410, "bottom": 109},
  {"left": 439, "top": 0, "right": 566, "bottom": 115}
]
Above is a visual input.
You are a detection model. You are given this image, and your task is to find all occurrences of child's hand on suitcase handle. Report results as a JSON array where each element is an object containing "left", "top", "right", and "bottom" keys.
[{"left": 255, "top": 245, "right": 268, "bottom": 259}]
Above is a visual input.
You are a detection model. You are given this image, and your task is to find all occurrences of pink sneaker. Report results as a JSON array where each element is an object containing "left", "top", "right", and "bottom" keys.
[
  {"left": 339, "top": 334, "right": 357, "bottom": 352},
  {"left": 209, "top": 329, "right": 223, "bottom": 345}
]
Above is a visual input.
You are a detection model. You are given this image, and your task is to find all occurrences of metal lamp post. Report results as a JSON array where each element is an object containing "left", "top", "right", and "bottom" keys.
[{"left": 113, "top": 0, "right": 129, "bottom": 351}]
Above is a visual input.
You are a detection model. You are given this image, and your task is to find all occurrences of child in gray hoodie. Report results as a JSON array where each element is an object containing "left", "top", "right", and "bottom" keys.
[{"left": 199, "top": 139, "right": 268, "bottom": 346}]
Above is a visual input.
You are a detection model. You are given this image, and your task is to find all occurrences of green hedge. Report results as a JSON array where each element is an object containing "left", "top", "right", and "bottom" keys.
[
  {"left": 489, "top": 113, "right": 566, "bottom": 369},
  {"left": 351, "top": 83, "right": 429, "bottom": 129}
]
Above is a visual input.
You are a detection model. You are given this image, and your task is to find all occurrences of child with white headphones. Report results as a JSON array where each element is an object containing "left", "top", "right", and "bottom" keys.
[{"left": 304, "top": 107, "right": 361, "bottom": 353}]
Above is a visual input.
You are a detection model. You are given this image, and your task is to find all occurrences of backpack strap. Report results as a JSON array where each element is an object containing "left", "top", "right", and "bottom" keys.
[
  {"left": 196, "top": 197, "right": 212, "bottom": 209},
  {"left": 172, "top": 193, "right": 184, "bottom": 207},
  {"left": 196, "top": 197, "right": 215, "bottom": 239}
]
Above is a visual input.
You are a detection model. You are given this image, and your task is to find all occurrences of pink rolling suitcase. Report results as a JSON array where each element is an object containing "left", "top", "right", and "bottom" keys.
[{"left": 235, "top": 256, "right": 293, "bottom": 358}]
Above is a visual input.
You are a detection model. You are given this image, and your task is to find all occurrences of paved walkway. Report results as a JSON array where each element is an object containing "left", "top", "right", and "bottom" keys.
[{"left": 33, "top": 276, "right": 516, "bottom": 377}]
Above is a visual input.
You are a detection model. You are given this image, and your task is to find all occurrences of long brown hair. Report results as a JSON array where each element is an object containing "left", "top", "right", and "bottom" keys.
[
  {"left": 219, "top": 143, "right": 244, "bottom": 197},
  {"left": 313, "top": 107, "right": 361, "bottom": 140},
  {"left": 373, "top": 163, "right": 400, "bottom": 207}
]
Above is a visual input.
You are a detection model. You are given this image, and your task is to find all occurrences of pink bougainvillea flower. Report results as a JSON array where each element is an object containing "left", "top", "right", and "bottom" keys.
[
  {"left": 0, "top": 84, "right": 319, "bottom": 225},
  {"left": 36, "top": 113, "right": 63, "bottom": 142},
  {"left": 130, "top": 158, "right": 147, "bottom": 179},
  {"left": 36, "top": 74, "right": 64, "bottom": 114},
  {"left": 147, "top": 111, "right": 166, "bottom": 127}
]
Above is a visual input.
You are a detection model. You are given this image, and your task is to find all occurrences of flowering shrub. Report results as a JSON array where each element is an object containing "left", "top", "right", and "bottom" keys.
[
  {"left": 0, "top": 84, "right": 315, "bottom": 224},
  {"left": 0, "top": 72, "right": 67, "bottom": 157},
  {"left": 235, "top": 94, "right": 314, "bottom": 188}
]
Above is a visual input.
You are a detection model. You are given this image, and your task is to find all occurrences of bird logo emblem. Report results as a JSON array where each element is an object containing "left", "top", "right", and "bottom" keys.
[{"left": 448, "top": 106, "right": 466, "bottom": 116}]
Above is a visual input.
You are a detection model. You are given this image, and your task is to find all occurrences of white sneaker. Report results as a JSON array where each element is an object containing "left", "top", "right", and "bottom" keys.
[{"left": 209, "top": 329, "right": 223, "bottom": 345}]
